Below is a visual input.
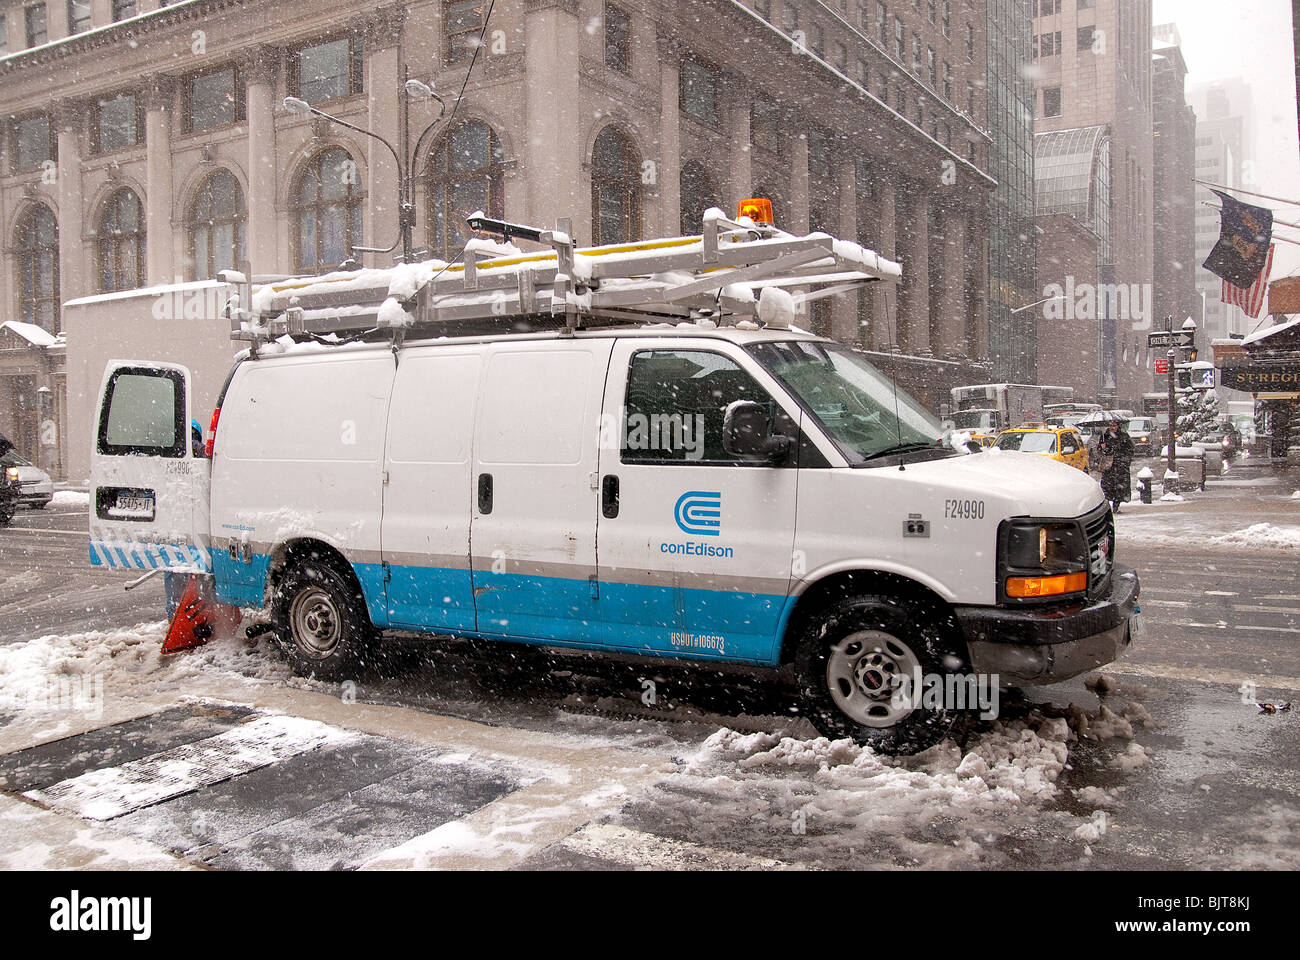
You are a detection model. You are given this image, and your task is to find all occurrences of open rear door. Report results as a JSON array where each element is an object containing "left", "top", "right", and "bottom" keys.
[{"left": 89, "top": 361, "right": 211, "bottom": 573}]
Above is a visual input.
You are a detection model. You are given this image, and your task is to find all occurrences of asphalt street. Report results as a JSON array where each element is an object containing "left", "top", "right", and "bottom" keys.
[{"left": 0, "top": 459, "right": 1297, "bottom": 870}]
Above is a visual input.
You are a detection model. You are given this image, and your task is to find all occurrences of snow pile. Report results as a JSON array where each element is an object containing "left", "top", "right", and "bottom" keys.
[
  {"left": 1205, "top": 523, "right": 1300, "bottom": 550},
  {"left": 1073, "top": 810, "right": 1109, "bottom": 843},
  {"left": 0, "top": 622, "right": 296, "bottom": 737},
  {"left": 376, "top": 297, "right": 413, "bottom": 329}
]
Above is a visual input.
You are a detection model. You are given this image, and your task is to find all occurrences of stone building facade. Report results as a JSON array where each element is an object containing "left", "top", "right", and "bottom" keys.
[{"left": 2, "top": 0, "right": 997, "bottom": 476}]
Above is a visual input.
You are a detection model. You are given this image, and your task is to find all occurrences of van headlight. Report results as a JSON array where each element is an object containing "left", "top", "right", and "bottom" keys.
[
  {"left": 4, "top": 467, "right": 17, "bottom": 483},
  {"left": 1000, "top": 520, "right": 1088, "bottom": 600}
]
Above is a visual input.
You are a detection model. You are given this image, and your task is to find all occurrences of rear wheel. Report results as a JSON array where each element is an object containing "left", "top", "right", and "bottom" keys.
[
  {"left": 794, "top": 592, "right": 967, "bottom": 755},
  {"left": 273, "top": 558, "right": 374, "bottom": 680}
]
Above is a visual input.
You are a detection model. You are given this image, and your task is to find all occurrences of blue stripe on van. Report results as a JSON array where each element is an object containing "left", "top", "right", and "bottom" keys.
[{"left": 218, "top": 552, "right": 791, "bottom": 666}]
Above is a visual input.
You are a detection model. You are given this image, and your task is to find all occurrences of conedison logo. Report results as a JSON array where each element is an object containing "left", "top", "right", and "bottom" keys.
[{"left": 674, "top": 491, "right": 721, "bottom": 536}]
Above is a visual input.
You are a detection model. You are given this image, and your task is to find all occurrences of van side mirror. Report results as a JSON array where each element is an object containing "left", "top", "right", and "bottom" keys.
[{"left": 723, "top": 401, "right": 791, "bottom": 463}]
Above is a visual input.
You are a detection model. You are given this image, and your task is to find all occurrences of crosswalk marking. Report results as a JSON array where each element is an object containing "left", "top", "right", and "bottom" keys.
[{"left": 24, "top": 715, "right": 354, "bottom": 821}]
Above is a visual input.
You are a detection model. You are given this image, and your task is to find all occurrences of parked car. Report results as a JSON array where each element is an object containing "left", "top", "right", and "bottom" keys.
[
  {"left": 0, "top": 448, "right": 53, "bottom": 509},
  {"left": 993, "top": 426, "right": 1090, "bottom": 473}
]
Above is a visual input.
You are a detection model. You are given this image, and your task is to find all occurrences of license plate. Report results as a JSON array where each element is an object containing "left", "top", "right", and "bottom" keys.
[
  {"left": 114, "top": 494, "right": 154, "bottom": 516},
  {"left": 1129, "top": 610, "right": 1146, "bottom": 640}
]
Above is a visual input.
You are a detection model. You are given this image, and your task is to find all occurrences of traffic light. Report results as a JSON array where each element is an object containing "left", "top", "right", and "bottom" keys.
[{"left": 1180, "top": 344, "right": 1197, "bottom": 362}]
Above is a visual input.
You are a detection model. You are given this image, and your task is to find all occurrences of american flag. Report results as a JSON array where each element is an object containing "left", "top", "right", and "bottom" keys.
[{"left": 1222, "top": 243, "right": 1275, "bottom": 318}]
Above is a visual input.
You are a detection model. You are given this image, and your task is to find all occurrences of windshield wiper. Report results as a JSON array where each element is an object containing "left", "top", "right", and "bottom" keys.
[{"left": 860, "top": 440, "right": 939, "bottom": 462}]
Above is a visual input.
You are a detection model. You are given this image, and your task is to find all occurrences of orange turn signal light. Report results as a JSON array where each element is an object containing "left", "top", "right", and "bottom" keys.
[
  {"left": 737, "top": 197, "right": 774, "bottom": 225},
  {"left": 1005, "top": 572, "right": 1087, "bottom": 598}
]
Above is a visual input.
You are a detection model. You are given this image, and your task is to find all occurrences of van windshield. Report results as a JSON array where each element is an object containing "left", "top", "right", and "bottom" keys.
[{"left": 747, "top": 340, "right": 947, "bottom": 463}]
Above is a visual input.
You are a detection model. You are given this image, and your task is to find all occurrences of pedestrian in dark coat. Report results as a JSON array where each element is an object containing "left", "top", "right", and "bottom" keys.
[{"left": 1097, "top": 419, "right": 1134, "bottom": 513}]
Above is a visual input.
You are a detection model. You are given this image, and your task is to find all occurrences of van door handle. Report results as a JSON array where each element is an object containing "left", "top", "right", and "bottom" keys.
[
  {"left": 601, "top": 474, "right": 619, "bottom": 519},
  {"left": 478, "top": 473, "right": 493, "bottom": 514}
]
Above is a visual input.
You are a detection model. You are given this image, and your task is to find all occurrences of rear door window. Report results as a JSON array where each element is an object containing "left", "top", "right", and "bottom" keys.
[{"left": 98, "top": 368, "right": 184, "bottom": 457}]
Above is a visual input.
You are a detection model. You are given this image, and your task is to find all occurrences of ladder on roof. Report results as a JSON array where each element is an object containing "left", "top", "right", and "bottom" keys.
[{"left": 231, "top": 207, "right": 902, "bottom": 344}]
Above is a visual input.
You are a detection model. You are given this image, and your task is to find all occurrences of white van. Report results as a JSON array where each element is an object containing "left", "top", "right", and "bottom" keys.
[{"left": 88, "top": 214, "right": 1140, "bottom": 753}]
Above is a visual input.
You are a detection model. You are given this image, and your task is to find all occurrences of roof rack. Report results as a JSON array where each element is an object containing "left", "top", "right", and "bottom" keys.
[{"left": 229, "top": 206, "right": 901, "bottom": 348}]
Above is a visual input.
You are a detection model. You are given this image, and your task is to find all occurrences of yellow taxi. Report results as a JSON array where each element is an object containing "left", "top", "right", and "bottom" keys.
[
  {"left": 993, "top": 426, "right": 1089, "bottom": 472},
  {"left": 969, "top": 432, "right": 998, "bottom": 449}
]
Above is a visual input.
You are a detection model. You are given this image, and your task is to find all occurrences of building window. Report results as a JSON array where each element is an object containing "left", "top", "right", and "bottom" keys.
[
  {"left": 97, "top": 188, "right": 146, "bottom": 293},
  {"left": 92, "top": 94, "right": 144, "bottom": 153},
  {"left": 15, "top": 204, "right": 59, "bottom": 332},
  {"left": 1078, "top": 0, "right": 1094, "bottom": 8},
  {"left": 876, "top": 2, "right": 887, "bottom": 44},
  {"left": 590, "top": 126, "right": 641, "bottom": 245},
  {"left": 294, "top": 148, "right": 364, "bottom": 273},
  {"left": 604, "top": 3, "right": 631, "bottom": 73},
  {"left": 1077, "top": 25, "right": 1095, "bottom": 52},
  {"left": 808, "top": 21, "right": 823, "bottom": 58},
  {"left": 833, "top": 40, "right": 847, "bottom": 72},
  {"left": 0, "top": 17, "right": 7, "bottom": 54},
  {"left": 189, "top": 169, "right": 246, "bottom": 280},
  {"left": 912, "top": 34, "right": 921, "bottom": 72},
  {"left": 13, "top": 113, "right": 55, "bottom": 172},
  {"left": 966, "top": 81, "right": 975, "bottom": 115},
  {"left": 927, "top": 46, "right": 936, "bottom": 87},
  {"left": 942, "top": 0, "right": 950, "bottom": 37},
  {"left": 942, "top": 62, "right": 951, "bottom": 101},
  {"left": 184, "top": 66, "right": 244, "bottom": 132},
  {"left": 927, "top": 0, "right": 935, "bottom": 23},
  {"left": 807, "top": 129, "right": 832, "bottom": 178},
  {"left": 291, "top": 36, "right": 363, "bottom": 104},
  {"left": 679, "top": 160, "right": 717, "bottom": 234},
  {"left": 782, "top": 4, "right": 799, "bottom": 34},
  {"left": 112, "top": 0, "right": 136, "bottom": 20},
  {"left": 444, "top": 0, "right": 483, "bottom": 63},
  {"left": 966, "top": 22, "right": 975, "bottom": 61},
  {"left": 426, "top": 120, "right": 504, "bottom": 259},
  {"left": 751, "top": 97, "right": 781, "bottom": 153},
  {"left": 67, "top": 0, "right": 91, "bottom": 34},
  {"left": 753, "top": 0, "right": 770, "bottom": 20},
  {"left": 1038, "top": 31, "right": 1061, "bottom": 57},
  {"left": 894, "top": 17, "right": 904, "bottom": 59},
  {"left": 1043, "top": 86, "right": 1061, "bottom": 117},
  {"left": 679, "top": 58, "right": 719, "bottom": 125},
  {"left": 25, "top": 4, "right": 47, "bottom": 47}
]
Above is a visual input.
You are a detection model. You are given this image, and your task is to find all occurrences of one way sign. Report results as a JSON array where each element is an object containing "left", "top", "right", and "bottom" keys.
[{"left": 1147, "top": 330, "right": 1195, "bottom": 348}]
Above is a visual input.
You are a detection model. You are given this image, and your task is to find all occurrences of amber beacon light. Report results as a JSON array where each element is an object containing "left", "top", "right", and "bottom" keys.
[{"left": 737, "top": 198, "right": 774, "bottom": 225}]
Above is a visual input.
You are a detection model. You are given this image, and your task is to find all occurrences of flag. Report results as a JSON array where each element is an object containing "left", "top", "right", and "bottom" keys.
[
  {"left": 1221, "top": 243, "right": 1274, "bottom": 318},
  {"left": 1203, "top": 190, "right": 1273, "bottom": 288}
]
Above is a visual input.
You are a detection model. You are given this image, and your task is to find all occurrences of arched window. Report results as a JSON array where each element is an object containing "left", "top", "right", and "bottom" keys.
[
  {"left": 679, "top": 160, "right": 718, "bottom": 235},
  {"left": 189, "top": 169, "right": 247, "bottom": 280},
  {"left": 97, "top": 188, "right": 146, "bottom": 293},
  {"left": 294, "top": 148, "right": 364, "bottom": 273},
  {"left": 590, "top": 126, "right": 641, "bottom": 245},
  {"left": 15, "top": 204, "right": 59, "bottom": 332},
  {"left": 426, "top": 121, "right": 504, "bottom": 260}
]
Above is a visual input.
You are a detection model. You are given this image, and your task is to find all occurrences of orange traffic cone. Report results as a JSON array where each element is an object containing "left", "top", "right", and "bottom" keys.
[{"left": 162, "top": 574, "right": 243, "bottom": 654}]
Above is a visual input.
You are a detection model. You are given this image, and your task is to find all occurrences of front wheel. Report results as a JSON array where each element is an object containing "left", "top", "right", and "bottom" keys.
[
  {"left": 273, "top": 559, "right": 375, "bottom": 680},
  {"left": 794, "top": 593, "right": 968, "bottom": 755}
]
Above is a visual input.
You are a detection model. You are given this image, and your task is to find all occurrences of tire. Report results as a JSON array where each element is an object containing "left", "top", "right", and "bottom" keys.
[
  {"left": 31, "top": 501, "right": 48, "bottom": 510},
  {"left": 273, "top": 558, "right": 375, "bottom": 681},
  {"left": 793, "top": 592, "right": 967, "bottom": 755}
]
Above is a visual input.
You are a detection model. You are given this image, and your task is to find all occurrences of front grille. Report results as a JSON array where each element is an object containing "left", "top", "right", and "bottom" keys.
[{"left": 1084, "top": 503, "right": 1114, "bottom": 597}]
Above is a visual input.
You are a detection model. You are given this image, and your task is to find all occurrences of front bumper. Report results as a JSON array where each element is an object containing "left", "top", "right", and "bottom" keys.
[{"left": 954, "top": 564, "right": 1140, "bottom": 685}]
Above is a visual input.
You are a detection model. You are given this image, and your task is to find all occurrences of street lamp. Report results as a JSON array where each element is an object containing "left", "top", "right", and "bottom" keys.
[
  {"left": 283, "top": 70, "right": 446, "bottom": 265},
  {"left": 1010, "top": 295, "right": 1067, "bottom": 315}
]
